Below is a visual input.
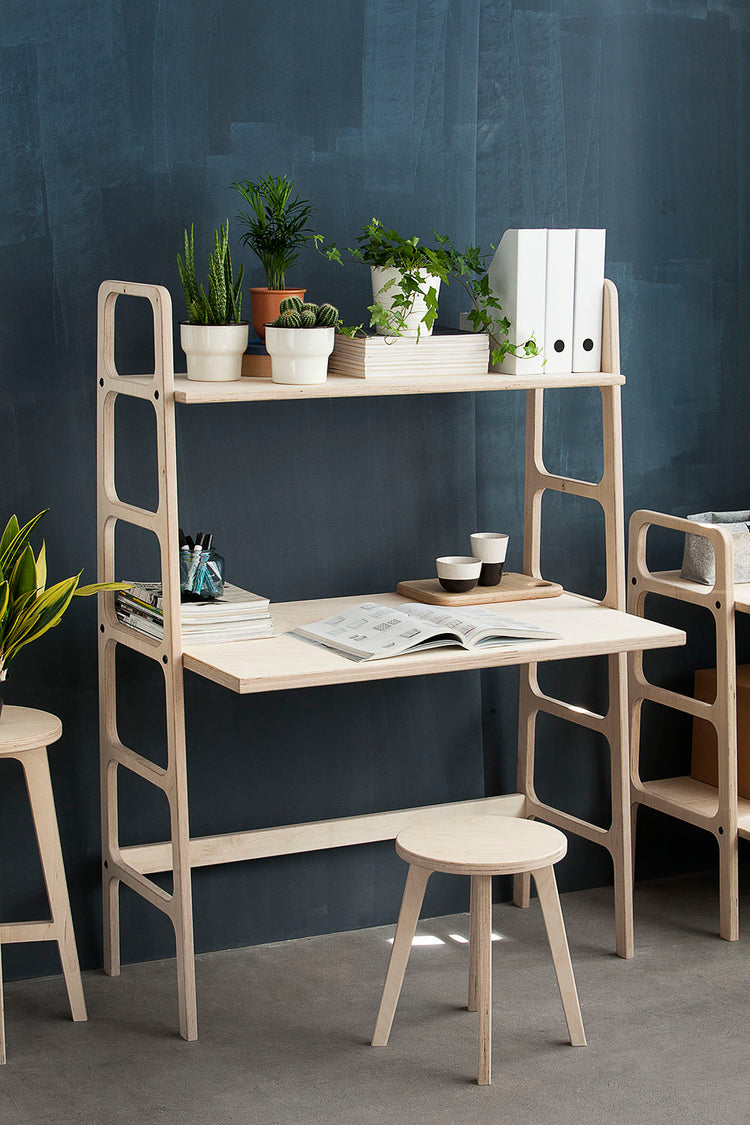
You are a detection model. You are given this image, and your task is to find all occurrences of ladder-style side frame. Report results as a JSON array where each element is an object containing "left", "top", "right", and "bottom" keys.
[
  {"left": 97, "top": 281, "right": 197, "bottom": 1040},
  {"left": 627, "top": 510, "right": 738, "bottom": 940},
  {"left": 513, "top": 281, "right": 634, "bottom": 958}
]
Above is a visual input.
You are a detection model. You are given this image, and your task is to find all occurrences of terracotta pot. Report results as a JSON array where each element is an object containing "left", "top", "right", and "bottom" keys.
[{"left": 249, "top": 288, "right": 306, "bottom": 342}]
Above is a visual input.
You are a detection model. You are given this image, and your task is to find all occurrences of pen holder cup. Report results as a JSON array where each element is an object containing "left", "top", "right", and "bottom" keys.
[{"left": 180, "top": 548, "right": 225, "bottom": 602}]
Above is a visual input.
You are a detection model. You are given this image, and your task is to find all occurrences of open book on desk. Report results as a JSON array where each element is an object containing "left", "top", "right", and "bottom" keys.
[{"left": 291, "top": 601, "right": 561, "bottom": 663}]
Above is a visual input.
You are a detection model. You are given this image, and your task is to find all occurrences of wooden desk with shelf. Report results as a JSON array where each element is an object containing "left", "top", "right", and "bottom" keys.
[{"left": 97, "top": 280, "right": 685, "bottom": 1041}]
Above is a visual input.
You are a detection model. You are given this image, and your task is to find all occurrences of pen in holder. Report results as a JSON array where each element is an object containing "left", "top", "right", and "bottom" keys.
[{"left": 180, "top": 531, "right": 224, "bottom": 602}]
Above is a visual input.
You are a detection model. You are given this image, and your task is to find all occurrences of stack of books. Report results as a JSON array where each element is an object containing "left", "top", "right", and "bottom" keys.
[
  {"left": 116, "top": 582, "right": 274, "bottom": 644},
  {"left": 328, "top": 329, "right": 490, "bottom": 379}
]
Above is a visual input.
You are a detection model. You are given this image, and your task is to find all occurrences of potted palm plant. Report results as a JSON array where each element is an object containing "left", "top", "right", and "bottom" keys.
[
  {"left": 231, "top": 173, "right": 314, "bottom": 340},
  {"left": 177, "top": 220, "right": 248, "bottom": 382},
  {"left": 265, "top": 298, "right": 339, "bottom": 384},
  {"left": 0, "top": 511, "right": 130, "bottom": 718}
]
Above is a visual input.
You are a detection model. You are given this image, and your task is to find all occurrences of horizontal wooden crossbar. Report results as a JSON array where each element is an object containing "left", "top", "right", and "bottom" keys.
[{"left": 120, "top": 793, "right": 527, "bottom": 875}]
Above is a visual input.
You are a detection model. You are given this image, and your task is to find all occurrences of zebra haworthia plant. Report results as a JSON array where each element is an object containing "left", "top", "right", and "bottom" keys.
[
  {"left": 177, "top": 220, "right": 245, "bottom": 326},
  {"left": 271, "top": 299, "right": 339, "bottom": 329},
  {"left": 0, "top": 511, "right": 130, "bottom": 685}
]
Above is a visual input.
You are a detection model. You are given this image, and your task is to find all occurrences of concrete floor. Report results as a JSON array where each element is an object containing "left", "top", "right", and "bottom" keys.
[{"left": 1, "top": 871, "right": 749, "bottom": 1125}]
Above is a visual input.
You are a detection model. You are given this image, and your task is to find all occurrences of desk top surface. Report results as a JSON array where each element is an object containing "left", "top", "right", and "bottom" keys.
[{"left": 182, "top": 590, "right": 685, "bottom": 694}]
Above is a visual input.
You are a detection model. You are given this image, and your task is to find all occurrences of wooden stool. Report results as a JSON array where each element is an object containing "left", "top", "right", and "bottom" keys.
[
  {"left": 372, "top": 815, "right": 586, "bottom": 1085},
  {"left": 0, "top": 706, "right": 87, "bottom": 1063}
]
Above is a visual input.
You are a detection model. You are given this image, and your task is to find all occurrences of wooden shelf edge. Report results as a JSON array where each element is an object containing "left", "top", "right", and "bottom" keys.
[{"left": 170, "top": 370, "right": 626, "bottom": 404}]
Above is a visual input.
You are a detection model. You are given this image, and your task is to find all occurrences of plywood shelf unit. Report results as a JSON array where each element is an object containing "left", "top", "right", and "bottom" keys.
[
  {"left": 628, "top": 511, "right": 748, "bottom": 939},
  {"left": 97, "top": 278, "right": 684, "bottom": 1042}
]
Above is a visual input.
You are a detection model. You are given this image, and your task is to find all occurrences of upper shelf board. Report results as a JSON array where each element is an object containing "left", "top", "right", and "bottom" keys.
[
  {"left": 115, "top": 371, "right": 626, "bottom": 404},
  {"left": 181, "top": 589, "right": 684, "bottom": 695}
]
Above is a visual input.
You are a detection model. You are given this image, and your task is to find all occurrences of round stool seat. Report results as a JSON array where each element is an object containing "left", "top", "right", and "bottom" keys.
[
  {"left": 396, "top": 815, "right": 567, "bottom": 876},
  {"left": 0, "top": 706, "right": 62, "bottom": 756}
]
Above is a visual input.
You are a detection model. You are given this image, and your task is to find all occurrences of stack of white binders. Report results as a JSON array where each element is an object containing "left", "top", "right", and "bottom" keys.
[{"left": 484, "top": 228, "right": 606, "bottom": 375}]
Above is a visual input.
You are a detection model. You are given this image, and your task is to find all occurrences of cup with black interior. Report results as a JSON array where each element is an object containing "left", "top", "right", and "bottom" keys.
[
  {"left": 470, "top": 532, "right": 509, "bottom": 586},
  {"left": 436, "top": 556, "right": 482, "bottom": 593}
]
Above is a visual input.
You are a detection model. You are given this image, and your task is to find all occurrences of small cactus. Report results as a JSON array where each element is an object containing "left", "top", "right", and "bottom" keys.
[
  {"left": 301, "top": 302, "right": 319, "bottom": 317},
  {"left": 300, "top": 309, "right": 317, "bottom": 328},
  {"left": 316, "top": 302, "right": 338, "bottom": 327},
  {"left": 273, "top": 310, "right": 303, "bottom": 328},
  {"left": 279, "top": 295, "right": 303, "bottom": 315}
]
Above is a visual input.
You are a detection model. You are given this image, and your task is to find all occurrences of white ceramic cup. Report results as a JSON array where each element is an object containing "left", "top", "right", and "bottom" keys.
[
  {"left": 436, "top": 555, "right": 481, "bottom": 593},
  {"left": 470, "top": 533, "right": 509, "bottom": 586}
]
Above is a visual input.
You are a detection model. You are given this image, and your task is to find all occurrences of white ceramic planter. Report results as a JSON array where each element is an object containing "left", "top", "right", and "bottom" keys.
[
  {"left": 265, "top": 325, "right": 335, "bottom": 385},
  {"left": 180, "top": 322, "right": 249, "bottom": 382},
  {"left": 370, "top": 266, "right": 441, "bottom": 337}
]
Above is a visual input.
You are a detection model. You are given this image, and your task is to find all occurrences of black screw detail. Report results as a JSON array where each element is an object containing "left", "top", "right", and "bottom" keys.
[
  {"left": 104, "top": 860, "right": 109, "bottom": 869},
  {"left": 99, "top": 378, "right": 104, "bottom": 387},
  {"left": 154, "top": 390, "right": 160, "bottom": 400},
  {"left": 718, "top": 826, "right": 724, "bottom": 835},
  {"left": 631, "top": 577, "right": 637, "bottom": 585},
  {"left": 100, "top": 624, "right": 105, "bottom": 633},
  {"left": 162, "top": 655, "right": 168, "bottom": 664},
  {"left": 716, "top": 601, "right": 721, "bottom": 609}
]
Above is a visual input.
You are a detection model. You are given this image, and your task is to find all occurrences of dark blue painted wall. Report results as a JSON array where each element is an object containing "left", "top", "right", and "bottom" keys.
[{"left": 1, "top": 1, "right": 748, "bottom": 979}]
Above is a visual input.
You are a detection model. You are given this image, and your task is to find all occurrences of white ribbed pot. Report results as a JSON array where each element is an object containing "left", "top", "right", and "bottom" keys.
[
  {"left": 180, "top": 322, "right": 249, "bottom": 382},
  {"left": 265, "top": 325, "right": 335, "bottom": 385},
  {"left": 370, "top": 266, "right": 442, "bottom": 337}
]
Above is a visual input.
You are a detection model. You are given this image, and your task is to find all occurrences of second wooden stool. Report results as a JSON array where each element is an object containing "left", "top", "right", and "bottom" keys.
[
  {"left": 0, "top": 706, "right": 87, "bottom": 1063},
  {"left": 372, "top": 815, "right": 586, "bottom": 1085}
]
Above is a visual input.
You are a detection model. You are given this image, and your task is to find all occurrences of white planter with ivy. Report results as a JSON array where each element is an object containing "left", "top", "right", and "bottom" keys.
[
  {"left": 370, "top": 266, "right": 441, "bottom": 337},
  {"left": 177, "top": 219, "right": 248, "bottom": 382},
  {"left": 265, "top": 297, "right": 338, "bottom": 384}
]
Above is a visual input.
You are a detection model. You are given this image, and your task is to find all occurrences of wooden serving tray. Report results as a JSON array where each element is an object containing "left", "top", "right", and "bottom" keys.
[{"left": 396, "top": 573, "right": 563, "bottom": 606}]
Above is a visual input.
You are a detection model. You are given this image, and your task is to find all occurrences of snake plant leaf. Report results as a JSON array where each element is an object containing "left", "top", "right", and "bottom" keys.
[
  {"left": 0, "top": 515, "right": 19, "bottom": 558},
  {"left": 74, "top": 580, "right": 131, "bottom": 597},
  {"left": 35, "top": 541, "right": 47, "bottom": 594},
  {"left": 10, "top": 544, "right": 38, "bottom": 602},
  {"left": 0, "top": 510, "right": 49, "bottom": 576}
]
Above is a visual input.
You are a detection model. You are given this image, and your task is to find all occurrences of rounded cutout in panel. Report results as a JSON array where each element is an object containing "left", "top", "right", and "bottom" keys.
[
  {"left": 539, "top": 489, "right": 606, "bottom": 602},
  {"left": 540, "top": 385, "right": 604, "bottom": 483},
  {"left": 113, "top": 394, "right": 159, "bottom": 513},
  {"left": 640, "top": 592, "right": 717, "bottom": 694},
  {"left": 113, "top": 294, "right": 156, "bottom": 379},
  {"left": 532, "top": 710, "right": 611, "bottom": 831}
]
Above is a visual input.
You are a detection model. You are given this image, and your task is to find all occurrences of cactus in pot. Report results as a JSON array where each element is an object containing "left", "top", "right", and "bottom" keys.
[{"left": 265, "top": 300, "right": 340, "bottom": 386}]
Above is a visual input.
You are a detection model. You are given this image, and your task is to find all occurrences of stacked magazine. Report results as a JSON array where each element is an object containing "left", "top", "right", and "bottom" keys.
[
  {"left": 292, "top": 601, "right": 560, "bottom": 662},
  {"left": 328, "top": 329, "right": 490, "bottom": 379},
  {"left": 116, "top": 582, "right": 274, "bottom": 644}
]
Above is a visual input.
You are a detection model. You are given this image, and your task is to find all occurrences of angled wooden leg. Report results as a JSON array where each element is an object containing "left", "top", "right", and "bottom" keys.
[
  {"left": 475, "top": 874, "right": 493, "bottom": 1085},
  {"left": 513, "top": 871, "right": 531, "bottom": 909},
  {"left": 468, "top": 875, "right": 478, "bottom": 1012},
  {"left": 372, "top": 864, "right": 430, "bottom": 1047},
  {"left": 21, "top": 747, "right": 87, "bottom": 1023},
  {"left": 718, "top": 830, "right": 739, "bottom": 942},
  {"left": 0, "top": 940, "right": 5, "bottom": 1065},
  {"left": 533, "top": 865, "right": 585, "bottom": 1046}
]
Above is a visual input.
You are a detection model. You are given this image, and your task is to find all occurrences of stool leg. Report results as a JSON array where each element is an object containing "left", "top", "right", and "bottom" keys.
[
  {"left": 21, "top": 747, "right": 87, "bottom": 1023},
  {"left": 468, "top": 875, "right": 478, "bottom": 1012},
  {"left": 372, "top": 864, "right": 430, "bottom": 1047},
  {"left": 533, "top": 865, "right": 585, "bottom": 1046},
  {"left": 475, "top": 874, "right": 492, "bottom": 1085},
  {"left": 0, "top": 940, "right": 5, "bottom": 1065}
]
